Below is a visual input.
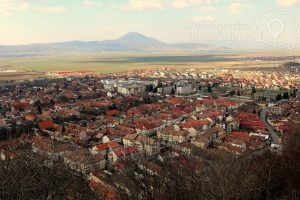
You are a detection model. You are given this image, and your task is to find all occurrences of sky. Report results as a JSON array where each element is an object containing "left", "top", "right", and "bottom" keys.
[{"left": 1, "top": 0, "right": 300, "bottom": 49}]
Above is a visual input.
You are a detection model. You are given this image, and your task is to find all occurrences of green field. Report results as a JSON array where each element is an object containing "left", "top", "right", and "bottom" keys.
[
  {"left": 1, "top": 54, "right": 146, "bottom": 73},
  {"left": 0, "top": 52, "right": 242, "bottom": 73},
  {"left": 0, "top": 51, "right": 295, "bottom": 80}
]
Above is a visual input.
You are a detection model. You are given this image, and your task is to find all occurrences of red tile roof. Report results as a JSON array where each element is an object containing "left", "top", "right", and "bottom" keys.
[
  {"left": 114, "top": 147, "right": 138, "bottom": 157},
  {"left": 135, "top": 120, "right": 157, "bottom": 130},
  {"left": 106, "top": 110, "right": 119, "bottom": 116},
  {"left": 168, "top": 97, "right": 186, "bottom": 105},
  {"left": 95, "top": 143, "right": 109, "bottom": 151},
  {"left": 228, "top": 131, "right": 250, "bottom": 143},
  {"left": 38, "top": 120, "right": 55, "bottom": 130},
  {"left": 182, "top": 119, "right": 211, "bottom": 129},
  {"left": 107, "top": 141, "right": 120, "bottom": 149}
]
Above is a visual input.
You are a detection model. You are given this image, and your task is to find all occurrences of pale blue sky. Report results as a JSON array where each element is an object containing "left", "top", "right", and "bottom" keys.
[{"left": 1, "top": 0, "right": 300, "bottom": 49}]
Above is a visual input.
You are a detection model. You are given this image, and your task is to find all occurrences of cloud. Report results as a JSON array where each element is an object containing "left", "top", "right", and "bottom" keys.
[
  {"left": 34, "top": 6, "right": 66, "bottom": 14},
  {"left": 199, "top": 6, "right": 219, "bottom": 12},
  {"left": 124, "top": 0, "right": 218, "bottom": 11},
  {"left": 191, "top": 16, "right": 215, "bottom": 22},
  {"left": 94, "top": 25, "right": 114, "bottom": 33},
  {"left": 83, "top": 0, "right": 102, "bottom": 7},
  {"left": 277, "top": 0, "right": 300, "bottom": 6},
  {"left": 226, "top": 2, "right": 253, "bottom": 15},
  {"left": 128, "top": 22, "right": 145, "bottom": 27},
  {"left": 0, "top": 0, "right": 29, "bottom": 16},
  {"left": 171, "top": 0, "right": 217, "bottom": 9},
  {"left": 124, "top": 0, "right": 165, "bottom": 11},
  {"left": 99, "top": 13, "right": 118, "bottom": 20},
  {"left": 0, "top": 1, "right": 66, "bottom": 15}
]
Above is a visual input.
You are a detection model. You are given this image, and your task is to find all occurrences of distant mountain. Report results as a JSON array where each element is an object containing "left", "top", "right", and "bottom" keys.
[
  {"left": 0, "top": 32, "right": 228, "bottom": 56},
  {"left": 106, "top": 32, "right": 168, "bottom": 50}
]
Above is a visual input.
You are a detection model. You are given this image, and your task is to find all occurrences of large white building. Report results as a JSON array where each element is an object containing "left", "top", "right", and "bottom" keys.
[
  {"left": 101, "top": 79, "right": 118, "bottom": 85},
  {"left": 176, "top": 84, "right": 192, "bottom": 95},
  {"left": 157, "top": 86, "right": 173, "bottom": 94},
  {"left": 117, "top": 83, "right": 146, "bottom": 95},
  {"left": 268, "top": 105, "right": 283, "bottom": 115}
]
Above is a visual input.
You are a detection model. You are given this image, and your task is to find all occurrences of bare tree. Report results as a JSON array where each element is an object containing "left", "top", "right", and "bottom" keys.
[{"left": 0, "top": 151, "right": 99, "bottom": 200}]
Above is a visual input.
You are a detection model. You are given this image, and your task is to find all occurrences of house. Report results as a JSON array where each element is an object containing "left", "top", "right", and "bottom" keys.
[
  {"left": 106, "top": 110, "right": 119, "bottom": 117},
  {"left": 117, "top": 83, "right": 146, "bottom": 95},
  {"left": 32, "top": 136, "right": 60, "bottom": 156},
  {"left": 192, "top": 127, "right": 224, "bottom": 148},
  {"left": 228, "top": 138, "right": 246, "bottom": 149},
  {"left": 182, "top": 119, "right": 212, "bottom": 137},
  {"left": 216, "top": 137, "right": 246, "bottom": 155},
  {"left": 38, "top": 120, "right": 55, "bottom": 130},
  {"left": 24, "top": 113, "right": 36, "bottom": 121},
  {"left": 123, "top": 133, "right": 138, "bottom": 147},
  {"left": 89, "top": 171, "right": 120, "bottom": 200},
  {"left": 193, "top": 111, "right": 223, "bottom": 122},
  {"left": 135, "top": 118, "right": 165, "bottom": 135},
  {"left": 196, "top": 99, "right": 216, "bottom": 111},
  {"left": 230, "top": 131, "right": 251, "bottom": 144},
  {"left": 178, "top": 142, "right": 193, "bottom": 155},
  {"left": 64, "top": 148, "right": 106, "bottom": 175},
  {"left": 167, "top": 97, "right": 187, "bottom": 105},
  {"left": 158, "top": 147, "right": 180, "bottom": 162},
  {"left": 249, "top": 132, "right": 269, "bottom": 142},
  {"left": 224, "top": 116, "right": 240, "bottom": 133},
  {"left": 157, "top": 127, "right": 189, "bottom": 143},
  {"left": 214, "top": 130, "right": 251, "bottom": 155},
  {"left": 32, "top": 136, "right": 76, "bottom": 158},
  {"left": 102, "top": 127, "right": 129, "bottom": 143},
  {"left": 137, "top": 160, "right": 162, "bottom": 176},
  {"left": 91, "top": 141, "right": 121, "bottom": 156},
  {"left": 0, "top": 149, "right": 17, "bottom": 160},
  {"left": 268, "top": 105, "right": 283, "bottom": 115},
  {"left": 176, "top": 84, "right": 192, "bottom": 95},
  {"left": 101, "top": 78, "right": 118, "bottom": 85},
  {"left": 193, "top": 131, "right": 213, "bottom": 148},
  {"left": 157, "top": 86, "right": 173, "bottom": 94},
  {"left": 238, "top": 112, "right": 265, "bottom": 131},
  {"left": 216, "top": 98, "right": 239, "bottom": 109},
  {"left": 123, "top": 134, "right": 158, "bottom": 156},
  {"left": 107, "top": 91, "right": 118, "bottom": 98},
  {"left": 109, "top": 146, "right": 139, "bottom": 164},
  {"left": 225, "top": 138, "right": 247, "bottom": 154}
]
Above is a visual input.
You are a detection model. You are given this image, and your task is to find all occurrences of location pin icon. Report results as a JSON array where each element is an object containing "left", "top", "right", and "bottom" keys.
[{"left": 267, "top": 18, "right": 285, "bottom": 44}]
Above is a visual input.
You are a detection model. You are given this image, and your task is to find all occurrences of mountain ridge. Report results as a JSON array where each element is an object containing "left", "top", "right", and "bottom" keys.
[{"left": 0, "top": 32, "right": 228, "bottom": 56}]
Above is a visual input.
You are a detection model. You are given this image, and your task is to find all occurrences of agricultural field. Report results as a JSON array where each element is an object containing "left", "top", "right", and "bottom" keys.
[
  {"left": 0, "top": 52, "right": 237, "bottom": 71},
  {"left": 0, "top": 51, "right": 297, "bottom": 80}
]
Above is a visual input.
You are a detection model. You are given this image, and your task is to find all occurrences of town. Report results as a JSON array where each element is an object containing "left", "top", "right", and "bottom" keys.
[{"left": 0, "top": 66, "right": 299, "bottom": 199}]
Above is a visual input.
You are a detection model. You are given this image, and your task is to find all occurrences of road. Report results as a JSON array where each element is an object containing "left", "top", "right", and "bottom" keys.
[{"left": 260, "top": 109, "right": 279, "bottom": 144}]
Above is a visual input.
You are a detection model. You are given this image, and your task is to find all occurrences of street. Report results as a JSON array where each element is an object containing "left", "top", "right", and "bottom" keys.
[{"left": 260, "top": 109, "right": 279, "bottom": 144}]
